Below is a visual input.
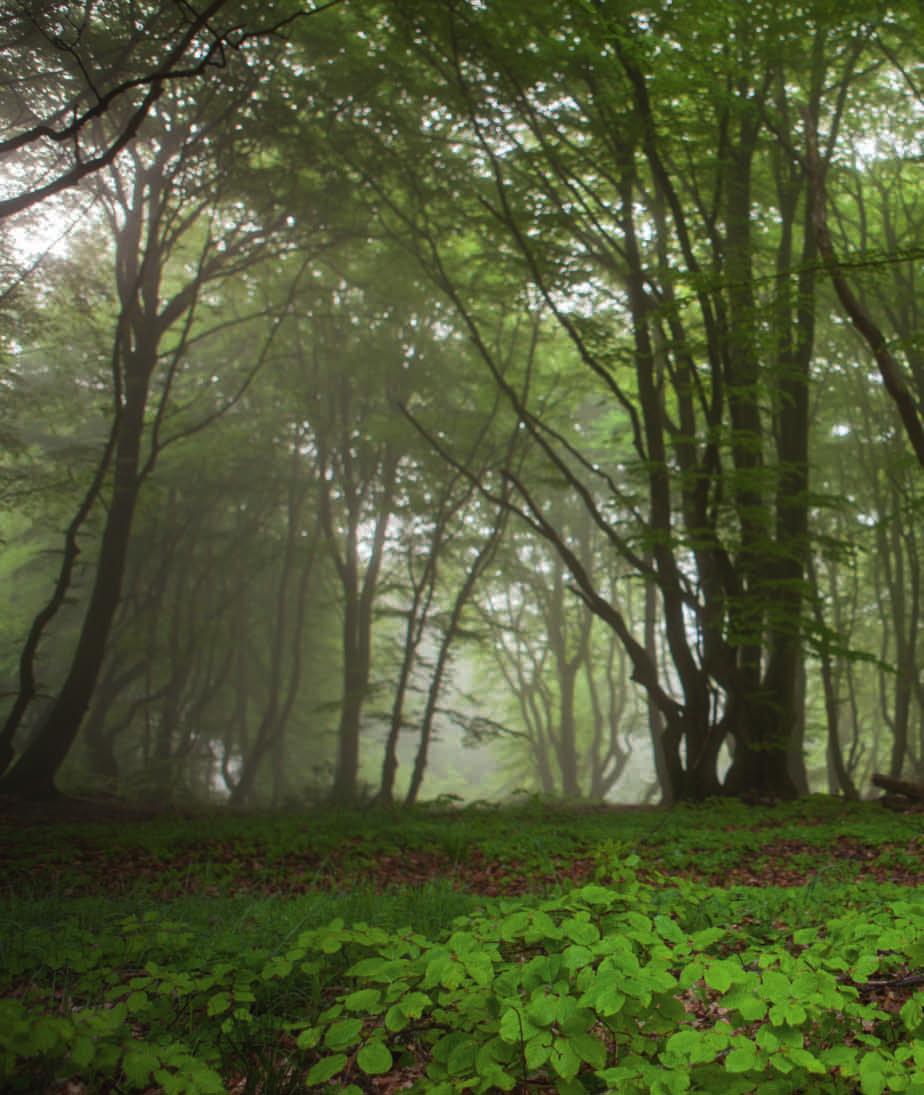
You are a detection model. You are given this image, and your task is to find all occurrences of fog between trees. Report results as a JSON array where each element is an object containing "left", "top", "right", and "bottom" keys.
[{"left": 2, "top": 0, "right": 924, "bottom": 805}]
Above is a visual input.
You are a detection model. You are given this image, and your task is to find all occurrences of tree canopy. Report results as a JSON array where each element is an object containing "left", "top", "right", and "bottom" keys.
[{"left": 2, "top": 0, "right": 924, "bottom": 804}]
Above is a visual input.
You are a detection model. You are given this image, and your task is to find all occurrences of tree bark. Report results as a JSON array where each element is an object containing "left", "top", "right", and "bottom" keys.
[{"left": 0, "top": 372, "right": 150, "bottom": 798}]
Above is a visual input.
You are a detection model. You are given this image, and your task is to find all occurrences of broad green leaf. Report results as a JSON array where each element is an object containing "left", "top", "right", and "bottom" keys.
[
  {"left": 852, "top": 955, "right": 880, "bottom": 982},
  {"left": 570, "top": 1032, "right": 606, "bottom": 1068},
  {"left": 500, "top": 1007, "right": 534, "bottom": 1043},
  {"left": 125, "top": 991, "right": 149, "bottom": 1013},
  {"left": 723, "top": 990, "right": 767, "bottom": 1021},
  {"left": 357, "top": 1041, "right": 392, "bottom": 1076},
  {"left": 787, "top": 1047, "right": 826, "bottom": 1074},
  {"left": 769, "top": 1001, "right": 806, "bottom": 1027},
  {"left": 347, "top": 957, "right": 389, "bottom": 978},
  {"left": 500, "top": 911, "right": 531, "bottom": 939},
  {"left": 525, "top": 1032, "right": 553, "bottom": 1069},
  {"left": 902, "top": 997, "right": 924, "bottom": 1032},
  {"left": 822, "top": 1045, "right": 858, "bottom": 1072},
  {"left": 655, "top": 915, "right": 687, "bottom": 944},
  {"left": 527, "top": 991, "right": 558, "bottom": 1028},
  {"left": 296, "top": 1026, "right": 321, "bottom": 1050},
  {"left": 725, "top": 1044, "right": 760, "bottom": 1072},
  {"left": 385, "top": 1003, "right": 408, "bottom": 1032},
  {"left": 705, "top": 959, "right": 742, "bottom": 993},
  {"left": 550, "top": 1038, "right": 581, "bottom": 1080},
  {"left": 305, "top": 1054, "right": 348, "bottom": 1085},
  {"left": 325, "top": 1017, "right": 363, "bottom": 1050},
  {"left": 760, "top": 970, "right": 792, "bottom": 1002},
  {"left": 344, "top": 988, "right": 381, "bottom": 1011},
  {"left": 446, "top": 1038, "right": 476, "bottom": 1075},
  {"left": 70, "top": 1034, "right": 95, "bottom": 1069},
  {"left": 664, "top": 1029, "right": 719, "bottom": 1065},
  {"left": 123, "top": 1046, "right": 160, "bottom": 1086},
  {"left": 562, "top": 916, "right": 600, "bottom": 946},
  {"left": 463, "top": 952, "right": 494, "bottom": 985}
]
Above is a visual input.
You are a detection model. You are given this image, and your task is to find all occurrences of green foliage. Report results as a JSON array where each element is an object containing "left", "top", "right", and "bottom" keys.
[{"left": 4, "top": 801, "right": 924, "bottom": 1091}]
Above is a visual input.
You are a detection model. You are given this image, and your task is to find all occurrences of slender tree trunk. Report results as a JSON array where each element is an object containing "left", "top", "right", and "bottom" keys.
[
  {"left": 82, "top": 658, "right": 146, "bottom": 790},
  {"left": 0, "top": 374, "right": 150, "bottom": 798},
  {"left": 0, "top": 412, "right": 120, "bottom": 778},
  {"left": 643, "top": 573, "right": 672, "bottom": 805},
  {"left": 231, "top": 449, "right": 308, "bottom": 808},
  {"left": 406, "top": 534, "right": 504, "bottom": 805},
  {"left": 377, "top": 586, "right": 427, "bottom": 805},
  {"left": 556, "top": 668, "right": 580, "bottom": 798}
]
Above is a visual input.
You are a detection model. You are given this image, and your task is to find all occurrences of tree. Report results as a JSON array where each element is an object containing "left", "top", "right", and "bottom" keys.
[
  {"left": 0, "top": 84, "right": 297, "bottom": 797},
  {"left": 0, "top": 0, "right": 343, "bottom": 220},
  {"left": 308, "top": 0, "right": 890, "bottom": 798}
]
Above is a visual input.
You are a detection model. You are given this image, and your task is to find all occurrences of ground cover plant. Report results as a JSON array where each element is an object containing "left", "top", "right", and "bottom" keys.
[{"left": 3, "top": 796, "right": 924, "bottom": 1093}]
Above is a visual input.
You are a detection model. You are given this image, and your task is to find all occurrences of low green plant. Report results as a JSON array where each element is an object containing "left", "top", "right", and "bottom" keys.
[
  {"left": 290, "top": 857, "right": 924, "bottom": 1093},
  {"left": 4, "top": 800, "right": 924, "bottom": 1092}
]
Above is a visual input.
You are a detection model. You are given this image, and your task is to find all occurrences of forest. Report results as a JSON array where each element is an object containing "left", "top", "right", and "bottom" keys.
[
  {"left": 4, "top": 0, "right": 924, "bottom": 1092},
  {"left": 2, "top": 0, "right": 924, "bottom": 808}
]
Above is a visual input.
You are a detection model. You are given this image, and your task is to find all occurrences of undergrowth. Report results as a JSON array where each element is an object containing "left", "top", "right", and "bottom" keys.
[{"left": 2, "top": 796, "right": 923, "bottom": 1092}]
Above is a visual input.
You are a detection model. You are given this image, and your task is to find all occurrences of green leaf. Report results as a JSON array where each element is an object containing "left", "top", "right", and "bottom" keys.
[
  {"left": 401, "top": 991, "right": 430, "bottom": 1018},
  {"left": 571, "top": 1032, "right": 606, "bottom": 1068},
  {"left": 447, "top": 1037, "right": 476, "bottom": 1075},
  {"left": 706, "top": 959, "right": 743, "bottom": 993},
  {"left": 70, "top": 1034, "right": 95, "bottom": 1069},
  {"left": 357, "top": 1041, "right": 393, "bottom": 1076},
  {"left": 325, "top": 1017, "right": 364, "bottom": 1050},
  {"left": 851, "top": 955, "right": 880, "bottom": 982},
  {"left": 787, "top": 1047, "right": 826, "bottom": 1074},
  {"left": 562, "top": 916, "right": 600, "bottom": 945},
  {"left": 550, "top": 1038, "right": 581, "bottom": 1080},
  {"left": 664, "top": 1029, "right": 719, "bottom": 1065},
  {"left": 556, "top": 1079, "right": 587, "bottom": 1095},
  {"left": 463, "top": 952, "right": 495, "bottom": 985},
  {"left": 527, "top": 992, "right": 558, "bottom": 1028},
  {"left": 499, "top": 1007, "right": 531, "bottom": 1043},
  {"left": 500, "top": 911, "right": 531, "bottom": 940},
  {"left": 598, "top": 1065, "right": 644, "bottom": 1085},
  {"left": 296, "top": 1026, "right": 321, "bottom": 1050},
  {"left": 723, "top": 990, "right": 767, "bottom": 1021},
  {"left": 385, "top": 1003, "right": 408, "bottom": 1032},
  {"left": 206, "top": 992, "right": 231, "bottom": 1017},
  {"left": 655, "top": 915, "right": 687, "bottom": 944},
  {"left": 902, "top": 997, "right": 924, "bottom": 1032},
  {"left": 562, "top": 944, "right": 594, "bottom": 972},
  {"left": 572, "top": 884, "right": 617, "bottom": 906},
  {"left": 525, "top": 1032, "right": 553, "bottom": 1069},
  {"left": 725, "top": 1044, "right": 761, "bottom": 1072},
  {"left": 558, "top": 1003, "right": 594, "bottom": 1036},
  {"left": 344, "top": 988, "right": 381, "bottom": 1011},
  {"left": 125, "top": 990, "right": 149, "bottom": 1012},
  {"left": 760, "top": 970, "right": 792, "bottom": 1002},
  {"left": 123, "top": 1046, "right": 160, "bottom": 1086},
  {"left": 347, "top": 957, "right": 389, "bottom": 978},
  {"left": 305, "top": 1054, "right": 348, "bottom": 1085},
  {"left": 769, "top": 1001, "right": 807, "bottom": 1027},
  {"left": 756, "top": 1027, "right": 779, "bottom": 1053},
  {"left": 822, "top": 1045, "right": 858, "bottom": 1072}
]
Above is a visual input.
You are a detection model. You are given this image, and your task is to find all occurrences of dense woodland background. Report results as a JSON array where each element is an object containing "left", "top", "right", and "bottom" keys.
[{"left": 2, "top": 0, "right": 924, "bottom": 807}]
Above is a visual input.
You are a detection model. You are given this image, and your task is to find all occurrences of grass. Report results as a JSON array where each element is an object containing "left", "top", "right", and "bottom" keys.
[{"left": 2, "top": 795, "right": 924, "bottom": 1092}]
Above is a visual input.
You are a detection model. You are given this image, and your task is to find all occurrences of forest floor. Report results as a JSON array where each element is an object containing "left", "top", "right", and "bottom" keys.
[{"left": 2, "top": 795, "right": 924, "bottom": 1093}]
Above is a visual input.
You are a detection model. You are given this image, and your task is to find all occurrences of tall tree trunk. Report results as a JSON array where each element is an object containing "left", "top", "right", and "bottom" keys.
[
  {"left": 0, "top": 412, "right": 120, "bottom": 778},
  {"left": 405, "top": 510, "right": 505, "bottom": 806},
  {"left": 0, "top": 373, "right": 150, "bottom": 798},
  {"left": 643, "top": 573, "right": 672, "bottom": 805},
  {"left": 231, "top": 445, "right": 309, "bottom": 808}
]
